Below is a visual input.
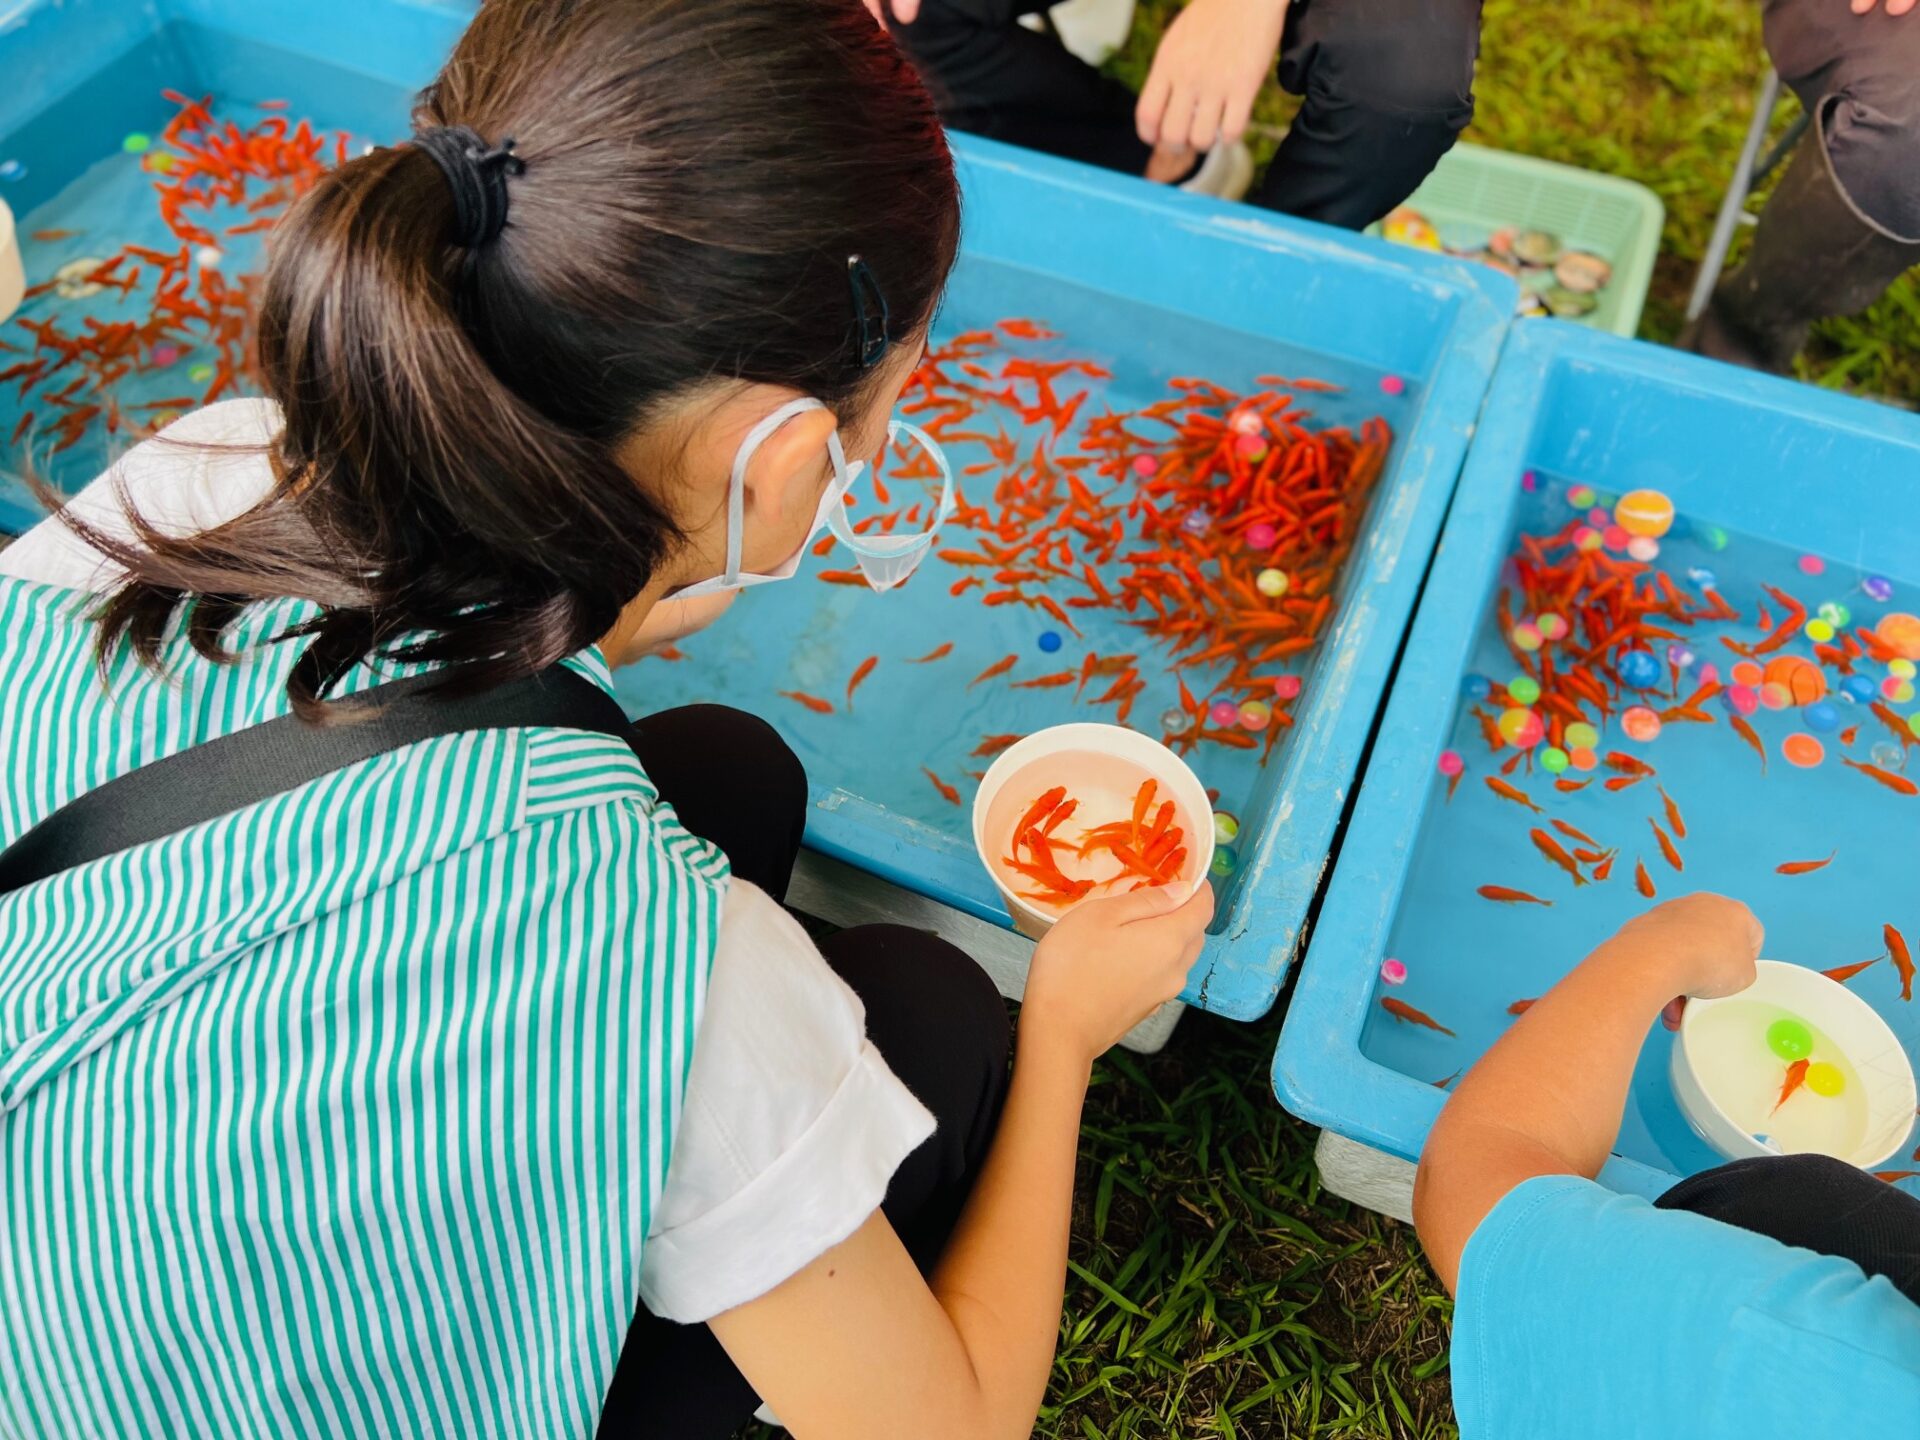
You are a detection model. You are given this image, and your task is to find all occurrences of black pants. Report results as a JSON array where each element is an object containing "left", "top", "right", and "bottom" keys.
[
  {"left": 890, "top": 0, "right": 1481, "bottom": 230},
  {"left": 597, "top": 706, "right": 1013, "bottom": 1439},
  {"left": 1765, "top": 0, "right": 1920, "bottom": 239},
  {"left": 1658, "top": 1153, "right": 1920, "bottom": 1303}
]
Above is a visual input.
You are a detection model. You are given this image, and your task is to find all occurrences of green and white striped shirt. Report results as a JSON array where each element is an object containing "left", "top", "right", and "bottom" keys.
[{"left": 0, "top": 574, "right": 727, "bottom": 1437}]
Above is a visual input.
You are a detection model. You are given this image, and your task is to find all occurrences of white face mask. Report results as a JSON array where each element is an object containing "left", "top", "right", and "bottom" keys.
[{"left": 672, "top": 397, "right": 955, "bottom": 599}]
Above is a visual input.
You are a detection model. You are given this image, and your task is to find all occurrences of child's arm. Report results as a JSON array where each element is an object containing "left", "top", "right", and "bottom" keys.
[
  {"left": 1413, "top": 893, "right": 1762, "bottom": 1292},
  {"left": 710, "top": 882, "right": 1214, "bottom": 1440},
  {"left": 1136, "top": 0, "right": 1288, "bottom": 156}
]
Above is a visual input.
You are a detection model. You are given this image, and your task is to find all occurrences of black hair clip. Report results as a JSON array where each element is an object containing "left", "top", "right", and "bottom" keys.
[{"left": 848, "top": 255, "right": 891, "bottom": 369}]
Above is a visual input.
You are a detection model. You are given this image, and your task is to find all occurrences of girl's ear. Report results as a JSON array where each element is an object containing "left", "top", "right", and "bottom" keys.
[{"left": 740, "top": 401, "right": 840, "bottom": 519}]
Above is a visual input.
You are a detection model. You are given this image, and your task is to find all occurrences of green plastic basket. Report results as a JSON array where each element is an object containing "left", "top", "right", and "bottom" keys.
[{"left": 1370, "top": 142, "right": 1665, "bottom": 338}]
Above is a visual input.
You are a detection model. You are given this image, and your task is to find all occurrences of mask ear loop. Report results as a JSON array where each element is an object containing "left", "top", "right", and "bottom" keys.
[
  {"left": 827, "top": 419, "right": 957, "bottom": 559},
  {"left": 721, "top": 397, "right": 827, "bottom": 585}
]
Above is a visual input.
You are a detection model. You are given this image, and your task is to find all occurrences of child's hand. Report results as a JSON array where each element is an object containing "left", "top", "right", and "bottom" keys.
[
  {"left": 861, "top": 0, "right": 918, "bottom": 23},
  {"left": 1022, "top": 882, "right": 1214, "bottom": 1065},
  {"left": 1136, "top": 0, "right": 1287, "bottom": 156},
  {"left": 1612, "top": 893, "right": 1762, "bottom": 1019}
]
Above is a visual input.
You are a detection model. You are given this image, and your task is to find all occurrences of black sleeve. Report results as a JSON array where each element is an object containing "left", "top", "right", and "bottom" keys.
[{"left": 1657, "top": 1152, "right": 1920, "bottom": 1303}]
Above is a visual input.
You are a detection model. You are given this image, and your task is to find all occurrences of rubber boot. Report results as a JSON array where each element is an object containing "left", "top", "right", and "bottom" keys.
[{"left": 1684, "top": 106, "right": 1920, "bottom": 376}]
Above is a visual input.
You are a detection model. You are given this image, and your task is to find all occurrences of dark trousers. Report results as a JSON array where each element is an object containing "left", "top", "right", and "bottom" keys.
[
  {"left": 597, "top": 706, "right": 1013, "bottom": 1439},
  {"left": 890, "top": 0, "right": 1482, "bottom": 230},
  {"left": 1765, "top": 0, "right": 1920, "bottom": 239},
  {"left": 1658, "top": 1153, "right": 1920, "bottom": 1304}
]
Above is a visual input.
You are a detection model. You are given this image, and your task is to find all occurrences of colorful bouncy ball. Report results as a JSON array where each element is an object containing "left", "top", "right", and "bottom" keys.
[
  {"left": 1612, "top": 495, "right": 1674, "bottom": 541},
  {"left": 1617, "top": 649, "right": 1662, "bottom": 689}
]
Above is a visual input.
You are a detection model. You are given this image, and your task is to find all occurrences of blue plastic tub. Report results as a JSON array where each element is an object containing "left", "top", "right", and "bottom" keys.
[
  {"left": 1274, "top": 322, "right": 1920, "bottom": 1197},
  {"left": 0, "top": 0, "right": 1515, "bottom": 1020}
]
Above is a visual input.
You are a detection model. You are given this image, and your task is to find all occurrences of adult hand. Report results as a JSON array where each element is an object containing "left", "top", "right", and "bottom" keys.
[
  {"left": 1023, "top": 881, "right": 1214, "bottom": 1065},
  {"left": 861, "top": 0, "right": 920, "bottom": 23},
  {"left": 1137, "top": 0, "right": 1286, "bottom": 155},
  {"left": 1851, "top": 0, "right": 1915, "bottom": 16}
]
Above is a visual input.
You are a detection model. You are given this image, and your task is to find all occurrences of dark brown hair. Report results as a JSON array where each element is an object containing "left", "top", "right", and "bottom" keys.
[{"left": 78, "top": 0, "right": 959, "bottom": 714}]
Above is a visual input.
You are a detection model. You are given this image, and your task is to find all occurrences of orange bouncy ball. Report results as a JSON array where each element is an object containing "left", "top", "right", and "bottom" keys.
[
  {"left": 1762, "top": 654, "right": 1826, "bottom": 705},
  {"left": 1613, "top": 488, "right": 1675, "bottom": 539},
  {"left": 1877, "top": 613, "right": 1920, "bottom": 662}
]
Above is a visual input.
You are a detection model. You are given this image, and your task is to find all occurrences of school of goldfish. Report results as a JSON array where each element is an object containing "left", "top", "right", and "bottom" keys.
[
  {"left": 1001, "top": 778, "right": 1189, "bottom": 909},
  {"left": 1384, "top": 503, "right": 1918, "bottom": 1099},
  {"left": 2, "top": 94, "right": 346, "bottom": 457},
  {"left": 782, "top": 320, "right": 1392, "bottom": 812}
]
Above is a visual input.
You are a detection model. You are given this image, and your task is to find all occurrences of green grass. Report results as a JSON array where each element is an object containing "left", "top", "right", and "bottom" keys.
[{"left": 1044, "top": 1010, "right": 1453, "bottom": 1438}]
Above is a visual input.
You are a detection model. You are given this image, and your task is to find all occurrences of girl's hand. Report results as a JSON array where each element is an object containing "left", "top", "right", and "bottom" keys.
[
  {"left": 862, "top": 0, "right": 919, "bottom": 22},
  {"left": 1021, "top": 882, "right": 1214, "bottom": 1065},
  {"left": 1136, "top": 0, "right": 1287, "bottom": 156},
  {"left": 1611, "top": 892, "right": 1763, "bottom": 1011}
]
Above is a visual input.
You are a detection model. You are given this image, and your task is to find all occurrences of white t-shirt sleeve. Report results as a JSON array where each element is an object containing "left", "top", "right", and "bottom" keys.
[
  {"left": 639, "top": 880, "right": 936, "bottom": 1324},
  {"left": 0, "top": 398, "right": 281, "bottom": 592}
]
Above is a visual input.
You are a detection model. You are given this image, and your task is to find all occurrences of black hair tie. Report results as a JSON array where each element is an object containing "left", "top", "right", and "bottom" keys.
[{"left": 413, "top": 125, "right": 525, "bottom": 250}]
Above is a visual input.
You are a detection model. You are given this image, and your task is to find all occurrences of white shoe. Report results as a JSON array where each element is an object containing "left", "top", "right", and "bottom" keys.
[
  {"left": 1020, "top": 0, "right": 1139, "bottom": 67},
  {"left": 1180, "top": 141, "right": 1256, "bottom": 203}
]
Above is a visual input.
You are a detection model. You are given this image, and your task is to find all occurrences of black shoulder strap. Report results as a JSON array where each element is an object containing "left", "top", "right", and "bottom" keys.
[{"left": 0, "top": 665, "right": 635, "bottom": 898}]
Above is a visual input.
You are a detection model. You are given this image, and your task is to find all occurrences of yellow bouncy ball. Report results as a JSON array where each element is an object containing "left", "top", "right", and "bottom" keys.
[
  {"left": 1613, "top": 488, "right": 1675, "bottom": 539},
  {"left": 1805, "top": 1061, "right": 1845, "bottom": 1098}
]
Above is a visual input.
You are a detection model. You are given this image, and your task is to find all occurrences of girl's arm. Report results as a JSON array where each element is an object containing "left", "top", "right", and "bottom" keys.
[
  {"left": 709, "top": 881, "right": 1214, "bottom": 1440},
  {"left": 1413, "top": 893, "right": 1762, "bottom": 1292}
]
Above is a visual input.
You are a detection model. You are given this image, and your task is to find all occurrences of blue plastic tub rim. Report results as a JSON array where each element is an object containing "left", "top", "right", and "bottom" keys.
[{"left": 1271, "top": 321, "right": 1920, "bottom": 1198}]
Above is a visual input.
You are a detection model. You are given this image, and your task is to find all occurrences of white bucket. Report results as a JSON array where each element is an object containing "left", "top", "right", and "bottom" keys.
[
  {"left": 1672, "top": 959, "right": 1916, "bottom": 1169},
  {"left": 0, "top": 199, "right": 24, "bottom": 327},
  {"left": 971, "top": 721, "right": 1211, "bottom": 939}
]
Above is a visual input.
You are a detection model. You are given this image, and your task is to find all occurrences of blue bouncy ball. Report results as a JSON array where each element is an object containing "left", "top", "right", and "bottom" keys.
[
  {"left": 1842, "top": 674, "right": 1878, "bottom": 704},
  {"left": 1685, "top": 566, "right": 1719, "bottom": 591},
  {"left": 1037, "top": 630, "right": 1062, "bottom": 653},
  {"left": 1618, "top": 648, "right": 1662, "bottom": 690},
  {"left": 1460, "top": 673, "right": 1492, "bottom": 701},
  {"left": 0, "top": 159, "right": 23, "bottom": 182},
  {"left": 1802, "top": 701, "right": 1841, "bottom": 734}
]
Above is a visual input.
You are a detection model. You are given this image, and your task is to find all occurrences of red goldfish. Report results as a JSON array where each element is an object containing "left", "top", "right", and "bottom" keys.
[
  {"left": 1477, "top": 885, "right": 1553, "bottom": 907},
  {"left": 1380, "top": 997, "right": 1456, "bottom": 1036}
]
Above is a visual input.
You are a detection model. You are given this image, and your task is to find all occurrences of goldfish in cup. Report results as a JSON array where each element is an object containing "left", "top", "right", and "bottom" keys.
[{"left": 973, "top": 723, "right": 1212, "bottom": 939}]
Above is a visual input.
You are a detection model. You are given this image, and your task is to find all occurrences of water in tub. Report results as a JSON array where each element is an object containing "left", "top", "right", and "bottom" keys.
[
  {"left": 1366, "top": 475, "right": 1920, "bottom": 1180},
  {"left": 1689, "top": 1001, "right": 1868, "bottom": 1158}
]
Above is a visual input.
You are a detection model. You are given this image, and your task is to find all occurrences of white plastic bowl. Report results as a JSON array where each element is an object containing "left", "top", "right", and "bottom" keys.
[
  {"left": 1672, "top": 959, "right": 1916, "bottom": 1169},
  {"left": 0, "top": 199, "right": 24, "bottom": 326},
  {"left": 972, "top": 722, "right": 1210, "bottom": 939}
]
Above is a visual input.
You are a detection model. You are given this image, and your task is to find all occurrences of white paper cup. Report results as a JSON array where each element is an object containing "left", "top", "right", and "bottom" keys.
[
  {"left": 1672, "top": 959, "right": 1916, "bottom": 1169},
  {"left": 0, "top": 200, "right": 23, "bottom": 327},
  {"left": 972, "top": 722, "right": 1211, "bottom": 939}
]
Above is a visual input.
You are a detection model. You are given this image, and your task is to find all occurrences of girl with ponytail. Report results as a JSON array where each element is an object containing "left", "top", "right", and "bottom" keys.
[{"left": 0, "top": 1, "right": 1211, "bottom": 1436}]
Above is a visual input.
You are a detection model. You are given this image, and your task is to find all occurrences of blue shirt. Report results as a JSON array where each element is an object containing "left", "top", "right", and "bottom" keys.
[{"left": 1454, "top": 1175, "right": 1920, "bottom": 1437}]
